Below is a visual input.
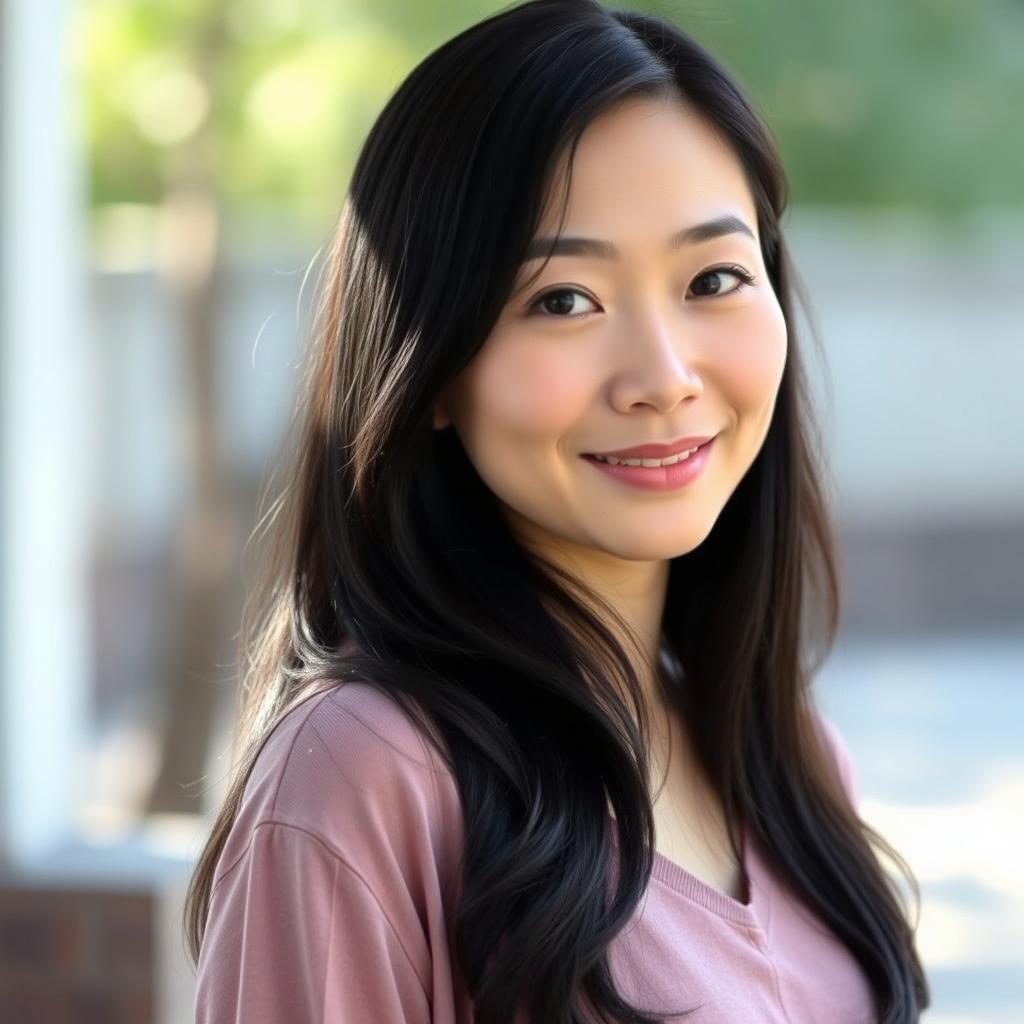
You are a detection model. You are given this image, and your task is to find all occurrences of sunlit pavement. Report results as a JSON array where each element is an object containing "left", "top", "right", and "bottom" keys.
[{"left": 817, "top": 632, "right": 1024, "bottom": 1023}]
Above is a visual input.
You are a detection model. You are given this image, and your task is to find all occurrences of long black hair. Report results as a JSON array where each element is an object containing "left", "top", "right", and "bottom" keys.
[{"left": 184, "top": 2, "right": 930, "bottom": 1021}]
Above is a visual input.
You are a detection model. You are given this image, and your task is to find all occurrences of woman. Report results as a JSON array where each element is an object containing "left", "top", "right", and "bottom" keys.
[{"left": 187, "top": 1, "right": 929, "bottom": 1021}]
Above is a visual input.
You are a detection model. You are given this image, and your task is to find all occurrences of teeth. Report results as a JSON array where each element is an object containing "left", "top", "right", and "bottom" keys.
[{"left": 593, "top": 447, "right": 697, "bottom": 467}]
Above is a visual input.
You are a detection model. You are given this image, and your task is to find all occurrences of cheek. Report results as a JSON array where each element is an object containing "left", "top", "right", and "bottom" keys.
[
  {"left": 463, "top": 336, "right": 589, "bottom": 439},
  {"left": 714, "top": 298, "right": 787, "bottom": 415}
]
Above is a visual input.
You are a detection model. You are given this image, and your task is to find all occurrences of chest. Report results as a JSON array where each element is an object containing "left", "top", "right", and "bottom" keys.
[
  {"left": 647, "top": 711, "right": 748, "bottom": 903},
  {"left": 651, "top": 793, "right": 748, "bottom": 903}
]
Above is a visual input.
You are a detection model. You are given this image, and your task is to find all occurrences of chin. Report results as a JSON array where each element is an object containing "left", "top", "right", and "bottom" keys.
[{"left": 600, "top": 523, "right": 717, "bottom": 562}]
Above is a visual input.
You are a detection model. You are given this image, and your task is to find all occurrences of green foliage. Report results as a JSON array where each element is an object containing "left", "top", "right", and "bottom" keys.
[
  {"left": 76, "top": 0, "right": 1023, "bottom": 233},
  {"left": 672, "top": 0, "right": 1024, "bottom": 218},
  {"left": 76, "top": 0, "right": 422, "bottom": 234}
]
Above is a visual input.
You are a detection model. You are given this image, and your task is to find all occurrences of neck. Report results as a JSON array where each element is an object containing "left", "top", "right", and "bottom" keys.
[{"left": 509, "top": 512, "right": 671, "bottom": 707}]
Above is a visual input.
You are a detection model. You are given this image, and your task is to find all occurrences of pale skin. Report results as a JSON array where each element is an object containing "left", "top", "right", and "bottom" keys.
[{"left": 433, "top": 94, "right": 788, "bottom": 903}]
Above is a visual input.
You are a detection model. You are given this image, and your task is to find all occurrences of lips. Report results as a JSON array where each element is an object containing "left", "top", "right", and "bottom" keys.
[
  {"left": 585, "top": 434, "right": 716, "bottom": 460},
  {"left": 582, "top": 434, "right": 716, "bottom": 491}
]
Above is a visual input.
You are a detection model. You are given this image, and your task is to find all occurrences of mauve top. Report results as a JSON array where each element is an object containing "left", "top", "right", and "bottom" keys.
[{"left": 194, "top": 678, "right": 876, "bottom": 1023}]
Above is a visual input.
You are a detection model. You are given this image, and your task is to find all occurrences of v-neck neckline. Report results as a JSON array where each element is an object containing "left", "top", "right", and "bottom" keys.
[
  {"left": 648, "top": 817, "right": 761, "bottom": 926},
  {"left": 608, "top": 639, "right": 765, "bottom": 928},
  {"left": 609, "top": 813, "right": 764, "bottom": 929}
]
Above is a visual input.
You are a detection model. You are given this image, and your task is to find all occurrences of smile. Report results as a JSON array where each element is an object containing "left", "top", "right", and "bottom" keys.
[
  {"left": 589, "top": 447, "right": 699, "bottom": 467},
  {"left": 580, "top": 436, "right": 715, "bottom": 492}
]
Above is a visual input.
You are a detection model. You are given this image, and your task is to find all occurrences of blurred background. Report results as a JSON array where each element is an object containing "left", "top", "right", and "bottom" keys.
[{"left": 1, "top": 0, "right": 1021, "bottom": 1020}]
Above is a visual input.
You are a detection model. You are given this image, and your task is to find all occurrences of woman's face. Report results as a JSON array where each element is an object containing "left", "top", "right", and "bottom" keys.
[{"left": 434, "top": 95, "right": 787, "bottom": 566}]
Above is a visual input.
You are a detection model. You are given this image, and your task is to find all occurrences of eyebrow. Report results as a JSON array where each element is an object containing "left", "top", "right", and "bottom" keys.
[{"left": 522, "top": 214, "right": 757, "bottom": 262}]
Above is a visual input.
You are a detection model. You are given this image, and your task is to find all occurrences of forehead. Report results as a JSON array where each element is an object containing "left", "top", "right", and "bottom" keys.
[{"left": 536, "top": 95, "right": 759, "bottom": 246}]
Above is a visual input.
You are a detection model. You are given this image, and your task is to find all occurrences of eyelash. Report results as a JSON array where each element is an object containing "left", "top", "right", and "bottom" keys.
[{"left": 526, "top": 264, "right": 758, "bottom": 319}]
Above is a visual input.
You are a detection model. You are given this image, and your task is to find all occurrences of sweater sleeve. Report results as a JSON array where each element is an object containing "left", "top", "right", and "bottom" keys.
[{"left": 195, "top": 820, "right": 432, "bottom": 1024}]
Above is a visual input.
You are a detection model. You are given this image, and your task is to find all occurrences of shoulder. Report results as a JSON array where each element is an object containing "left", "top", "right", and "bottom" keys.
[
  {"left": 258, "top": 681, "right": 455, "bottom": 812},
  {"left": 213, "top": 681, "right": 465, "bottom": 897},
  {"left": 197, "top": 682, "right": 463, "bottom": 1017},
  {"left": 811, "top": 707, "right": 860, "bottom": 808}
]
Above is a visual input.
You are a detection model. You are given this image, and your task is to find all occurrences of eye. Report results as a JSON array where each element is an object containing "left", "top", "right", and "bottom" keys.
[
  {"left": 526, "top": 264, "right": 758, "bottom": 320},
  {"left": 688, "top": 264, "right": 758, "bottom": 299},
  {"left": 527, "top": 287, "right": 599, "bottom": 319}
]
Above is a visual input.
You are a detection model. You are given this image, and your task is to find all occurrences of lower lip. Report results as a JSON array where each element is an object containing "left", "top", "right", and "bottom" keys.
[{"left": 581, "top": 437, "right": 715, "bottom": 492}]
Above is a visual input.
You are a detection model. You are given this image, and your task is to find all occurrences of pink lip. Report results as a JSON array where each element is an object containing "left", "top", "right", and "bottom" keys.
[
  {"left": 581, "top": 436, "right": 715, "bottom": 492},
  {"left": 586, "top": 434, "right": 716, "bottom": 459}
]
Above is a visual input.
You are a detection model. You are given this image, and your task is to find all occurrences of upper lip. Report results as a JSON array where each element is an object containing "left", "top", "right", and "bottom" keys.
[{"left": 585, "top": 434, "right": 717, "bottom": 459}]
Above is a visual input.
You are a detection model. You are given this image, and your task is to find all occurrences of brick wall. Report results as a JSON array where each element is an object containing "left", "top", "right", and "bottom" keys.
[{"left": 0, "top": 883, "right": 155, "bottom": 1023}]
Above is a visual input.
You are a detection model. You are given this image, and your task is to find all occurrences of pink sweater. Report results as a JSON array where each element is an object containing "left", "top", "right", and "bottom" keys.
[{"left": 194, "top": 682, "right": 876, "bottom": 1023}]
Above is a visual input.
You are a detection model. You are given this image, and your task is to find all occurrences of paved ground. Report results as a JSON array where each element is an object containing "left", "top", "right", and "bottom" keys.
[{"left": 816, "top": 631, "right": 1024, "bottom": 1023}]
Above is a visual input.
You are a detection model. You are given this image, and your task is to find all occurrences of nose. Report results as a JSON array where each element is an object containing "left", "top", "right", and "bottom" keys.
[{"left": 607, "top": 312, "right": 704, "bottom": 413}]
